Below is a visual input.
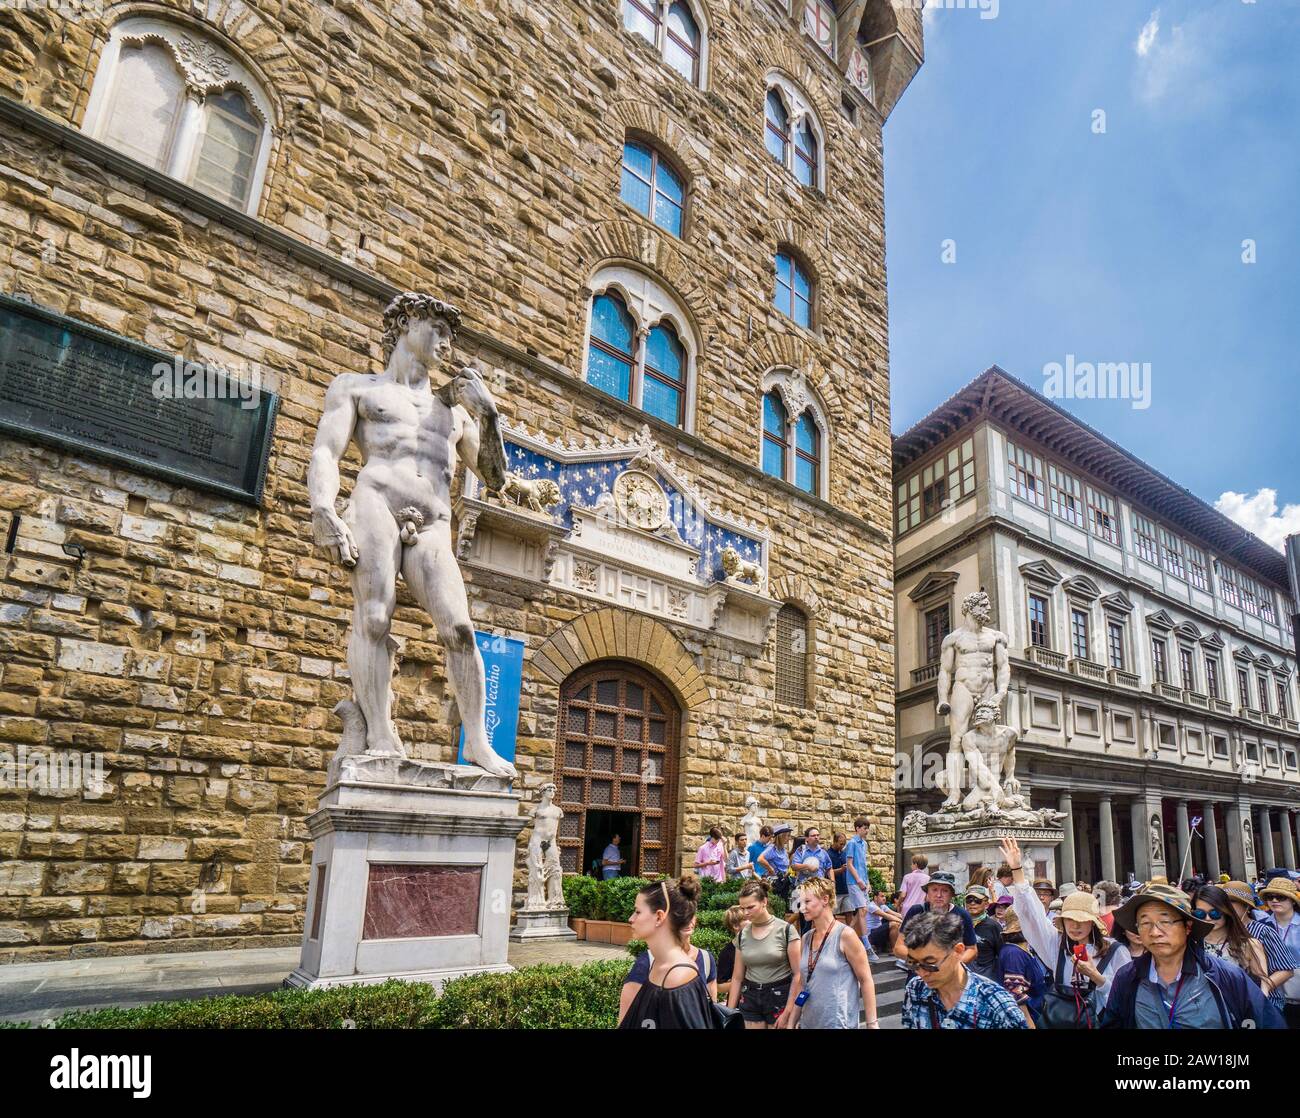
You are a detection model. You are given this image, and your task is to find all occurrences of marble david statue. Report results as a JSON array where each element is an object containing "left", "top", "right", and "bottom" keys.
[
  {"left": 308, "top": 292, "right": 515, "bottom": 778},
  {"left": 934, "top": 590, "right": 1016, "bottom": 812}
]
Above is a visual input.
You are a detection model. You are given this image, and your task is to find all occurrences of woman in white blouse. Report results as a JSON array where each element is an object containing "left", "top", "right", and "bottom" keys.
[{"left": 999, "top": 837, "right": 1131, "bottom": 1029}]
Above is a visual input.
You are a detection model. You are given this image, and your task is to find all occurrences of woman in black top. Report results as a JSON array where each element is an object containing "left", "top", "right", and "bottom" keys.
[{"left": 618, "top": 874, "right": 715, "bottom": 1029}]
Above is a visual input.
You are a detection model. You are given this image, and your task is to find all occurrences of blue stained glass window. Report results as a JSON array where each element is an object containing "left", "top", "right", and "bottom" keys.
[
  {"left": 642, "top": 378, "right": 681, "bottom": 425},
  {"left": 664, "top": 2, "right": 700, "bottom": 82},
  {"left": 645, "top": 324, "right": 682, "bottom": 381},
  {"left": 762, "top": 439, "right": 785, "bottom": 479},
  {"left": 765, "top": 89, "right": 789, "bottom": 165},
  {"left": 795, "top": 413, "right": 817, "bottom": 455},
  {"left": 622, "top": 141, "right": 685, "bottom": 238},
  {"left": 763, "top": 391, "right": 786, "bottom": 436},
  {"left": 587, "top": 293, "right": 635, "bottom": 403},
  {"left": 795, "top": 120, "right": 818, "bottom": 188},
  {"left": 644, "top": 323, "right": 685, "bottom": 426},
  {"left": 794, "top": 456, "right": 816, "bottom": 493},
  {"left": 774, "top": 252, "right": 812, "bottom": 328}
]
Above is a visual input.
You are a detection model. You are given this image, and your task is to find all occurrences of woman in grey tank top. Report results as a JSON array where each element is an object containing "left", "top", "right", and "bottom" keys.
[{"left": 785, "top": 877, "right": 879, "bottom": 1030}]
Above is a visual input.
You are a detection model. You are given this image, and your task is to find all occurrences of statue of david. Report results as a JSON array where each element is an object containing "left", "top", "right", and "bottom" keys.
[{"left": 308, "top": 292, "right": 515, "bottom": 778}]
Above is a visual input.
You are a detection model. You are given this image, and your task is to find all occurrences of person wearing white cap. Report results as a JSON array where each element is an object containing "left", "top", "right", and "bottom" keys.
[{"left": 999, "top": 836, "right": 1130, "bottom": 1028}]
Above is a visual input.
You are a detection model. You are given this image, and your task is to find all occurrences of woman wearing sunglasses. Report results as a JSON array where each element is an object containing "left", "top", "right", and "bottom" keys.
[{"left": 1191, "top": 885, "right": 1270, "bottom": 993}]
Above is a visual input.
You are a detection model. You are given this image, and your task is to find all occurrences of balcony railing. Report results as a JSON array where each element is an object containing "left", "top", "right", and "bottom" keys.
[
  {"left": 1108, "top": 667, "right": 1141, "bottom": 689},
  {"left": 1284, "top": 719, "right": 1299, "bottom": 733},
  {"left": 1242, "top": 706, "right": 1264, "bottom": 724},
  {"left": 1152, "top": 681, "right": 1184, "bottom": 702},
  {"left": 1185, "top": 690, "right": 1209, "bottom": 709},
  {"left": 1069, "top": 657, "right": 1108, "bottom": 683},
  {"left": 1025, "top": 645, "right": 1066, "bottom": 671},
  {"left": 1210, "top": 697, "right": 1233, "bottom": 714},
  {"left": 911, "top": 663, "right": 940, "bottom": 686},
  {"left": 1265, "top": 713, "right": 1283, "bottom": 728}
]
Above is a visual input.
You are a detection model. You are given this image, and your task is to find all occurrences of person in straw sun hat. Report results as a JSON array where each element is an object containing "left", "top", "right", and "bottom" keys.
[
  {"left": 1255, "top": 875, "right": 1300, "bottom": 1026},
  {"left": 1103, "top": 882, "right": 1286, "bottom": 1029},
  {"left": 999, "top": 836, "right": 1130, "bottom": 1028}
]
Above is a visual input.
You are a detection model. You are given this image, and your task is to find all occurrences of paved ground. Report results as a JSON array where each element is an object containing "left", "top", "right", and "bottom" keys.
[{"left": 0, "top": 940, "right": 908, "bottom": 1027}]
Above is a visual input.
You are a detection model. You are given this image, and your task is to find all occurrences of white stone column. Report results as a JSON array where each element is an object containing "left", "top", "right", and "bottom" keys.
[
  {"left": 1279, "top": 806, "right": 1297, "bottom": 870},
  {"left": 1202, "top": 804, "right": 1221, "bottom": 880},
  {"left": 1058, "top": 790, "right": 1076, "bottom": 883},
  {"left": 1258, "top": 805, "right": 1277, "bottom": 869},
  {"left": 1175, "top": 799, "right": 1191, "bottom": 882},
  {"left": 1099, "top": 795, "right": 1116, "bottom": 882}
]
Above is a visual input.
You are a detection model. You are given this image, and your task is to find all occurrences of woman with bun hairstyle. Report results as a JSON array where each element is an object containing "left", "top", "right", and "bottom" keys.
[
  {"left": 617, "top": 874, "right": 714, "bottom": 1029},
  {"left": 727, "top": 877, "right": 801, "bottom": 1029}
]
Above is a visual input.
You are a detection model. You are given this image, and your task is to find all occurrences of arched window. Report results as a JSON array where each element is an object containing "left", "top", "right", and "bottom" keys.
[
  {"left": 760, "top": 372, "right": 829, "bottom": 498},
  {"left": 765, "top": 73, "right": 825, "bottom": 191},
  {"left": 587, "top": 292, "right": 636, "bottom": 404},
  {"left": 775, "top": 603, "right": 811, "bottom": 708},
  {"left": 795, "top": 119, "right": 818, "bottom": 189},
  {"left": 664, "top": 2, "right": 701, "bottom": 83},
  {"left": 82, "top": 19, "right": 274, "bottom": 214},
  {"left": 765, "top": 89, "right": 790, "bottom": 166},
  {"left": 774, "top": 251, "right": 813, "bottom": 329},
  {"left": 762, "top": 391, "right": 788, "bottom": 479},
  {"left": 643, "top": 322, "right": 687, "bottom": 426},
  {"left": 620, "top": 141, "right": 685, "bottom": 237},
  {"left": 584, "top": 267, "right": 697, "bottom": 429},
  {"left": 621, "top": 0, "right": 707, "bottom": 87}
]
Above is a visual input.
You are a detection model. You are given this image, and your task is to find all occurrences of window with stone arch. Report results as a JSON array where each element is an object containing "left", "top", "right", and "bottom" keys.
[
  {"left": 764, "top": 73, "right": 825, "bottom": 191},
  {"left": 583, "top": 267, "right": 698, "bottom": 430},
  {"left": 621, "top": 0, "right": 708, "bottom": 87},
  {"left": 759, "top": 369, "right": 830, "bottom": 499},
  {"left": 81, "top": 18, "right": 275, "bottom": 215},
  {"left": 620, "top": 138, "right": 687, "bottom": 238},
  {"left": 773, "top": 247, "right": 815, "bottom": 330}
]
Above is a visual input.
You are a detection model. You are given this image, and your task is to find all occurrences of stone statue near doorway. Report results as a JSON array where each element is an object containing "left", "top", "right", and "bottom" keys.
[
  {"left": 308, "top": 292, "right": 516, "bottom": 778},
  {"left": 526, "top": 783, "right": 565, "bottom": 909},
  {"left": 740, "top": 795, "right": 763, "bottom": 847}
]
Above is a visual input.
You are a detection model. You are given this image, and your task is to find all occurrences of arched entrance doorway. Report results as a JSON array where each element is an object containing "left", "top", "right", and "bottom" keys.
[{"left": 556, "top": 660, "right": 681, "bottom": 879}]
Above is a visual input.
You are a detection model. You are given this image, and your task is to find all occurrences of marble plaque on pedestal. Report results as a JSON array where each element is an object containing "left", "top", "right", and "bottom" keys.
[{"left": 287, "top": 757, "right": 526, "bottom": 991}]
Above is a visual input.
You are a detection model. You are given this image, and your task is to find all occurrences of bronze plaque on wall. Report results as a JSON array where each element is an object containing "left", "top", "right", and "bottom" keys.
[{"left": 0, "top": 294, "right": 277, "bottom": 504}]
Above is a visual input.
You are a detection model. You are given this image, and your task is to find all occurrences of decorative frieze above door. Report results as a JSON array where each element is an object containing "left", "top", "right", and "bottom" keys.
[{"left": 455, "top": 423, "right": 778, "bottom": 649}]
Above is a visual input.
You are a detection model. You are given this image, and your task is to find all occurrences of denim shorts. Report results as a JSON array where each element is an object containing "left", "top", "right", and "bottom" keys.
[{"left": 738, "top": 977, "right": 792, "bottom": 1025}]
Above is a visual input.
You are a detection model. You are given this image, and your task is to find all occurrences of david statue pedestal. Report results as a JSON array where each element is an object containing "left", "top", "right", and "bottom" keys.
[
  {"left": 900, "top": 592, "right": 1065, "bottom": 885},
  {"left": 288, "top": 293, "right": 526, "bottom": 991}
]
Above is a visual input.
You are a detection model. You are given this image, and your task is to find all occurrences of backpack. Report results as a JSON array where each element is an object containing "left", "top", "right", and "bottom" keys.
[{"left": 1039, "top": 938, "right": 1119, "bottom": 1030}]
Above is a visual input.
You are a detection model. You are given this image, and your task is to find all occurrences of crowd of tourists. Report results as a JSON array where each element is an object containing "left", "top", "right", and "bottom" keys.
[{"left": 616, "top": 824, "right": 1300, "bottom": 1031}]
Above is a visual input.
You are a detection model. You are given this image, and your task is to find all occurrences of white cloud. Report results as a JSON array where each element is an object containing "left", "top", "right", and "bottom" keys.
[
  {"left": 1136, "top": 10, "right": 1160, "bottom": 57},
  {"left": 1215, "top": 488, "right": 1300, "bottom": 552}
]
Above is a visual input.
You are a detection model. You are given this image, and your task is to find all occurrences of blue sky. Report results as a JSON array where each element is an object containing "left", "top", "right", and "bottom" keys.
[{"left": 883, "top": 0, "right": 1300, "bottom": 549}]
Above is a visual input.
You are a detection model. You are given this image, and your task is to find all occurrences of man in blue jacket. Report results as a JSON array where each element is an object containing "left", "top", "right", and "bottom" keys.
[{"left": 1102, "top": 883, "right": 1285, "bottom": 1029}]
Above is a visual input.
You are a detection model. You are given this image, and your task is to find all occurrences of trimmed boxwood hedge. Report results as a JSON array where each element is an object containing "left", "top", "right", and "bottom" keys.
[
  {"left": 31, "top": 960, "right": 634, "bottom": 1030},
  {"left": 626, "top": 926, "right": 733, "bottom": 959}
]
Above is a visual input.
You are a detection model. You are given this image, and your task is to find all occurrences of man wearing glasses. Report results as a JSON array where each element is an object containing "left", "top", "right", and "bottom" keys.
[
  {"left": 964, "top": 884, "right": 1005, "bottom": 980},
  {"left": 1101, "top": 883, "right": 1285, "bottom": 1029},
  {"left": 900, "top": 912, "right": 1027, "bottom": 1029}
]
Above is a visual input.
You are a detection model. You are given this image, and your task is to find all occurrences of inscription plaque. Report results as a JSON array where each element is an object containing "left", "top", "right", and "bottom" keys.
[{"left": 0, "top": 294, "right": 277, "bottom": 504}]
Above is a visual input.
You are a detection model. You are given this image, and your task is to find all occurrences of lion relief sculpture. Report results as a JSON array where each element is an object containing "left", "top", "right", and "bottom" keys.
[
  {"left": 494, "top": 473, "right": 562, "bottom": 514},
  {"left": 721, "top": 545, "right": 765, "bottom": 591}
]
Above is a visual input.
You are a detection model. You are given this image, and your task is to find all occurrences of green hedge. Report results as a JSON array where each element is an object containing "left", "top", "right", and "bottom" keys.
[{"left": 36, "top": 960, "right": 633, "bottom": 1030}]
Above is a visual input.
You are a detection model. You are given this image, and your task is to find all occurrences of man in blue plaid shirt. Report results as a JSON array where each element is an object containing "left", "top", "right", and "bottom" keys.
[{"left": 900, "top": 911, "right": 1028, "bottom": 1030}]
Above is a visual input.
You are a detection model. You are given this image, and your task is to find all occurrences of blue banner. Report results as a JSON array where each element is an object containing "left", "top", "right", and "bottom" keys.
[{"left": 457, "top": 631, "right": 525, "bottom": 767}]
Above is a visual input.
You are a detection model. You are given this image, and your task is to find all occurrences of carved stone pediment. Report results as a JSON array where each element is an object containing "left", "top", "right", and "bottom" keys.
[
  {"left": 1101, "top": 591, "right": 1135, "bottom": 615},
  {"left": 456, "top": 423, "right": 778, "bottom": 650},
  {"left": 1062, "top": 574, "right": 1101, "bottom": 601},
  {"left": 1146, "top": 608, "right": 1176, "bottom": 631},
  {"left": 908, "top": 570, "right": 959, "bottom": 603},
  {"left": 1019, "top": 559, "right": 1063, "bottom": 587},
  {"left": 1201, "top": 631, "right": 1225, "bottom": 650}
]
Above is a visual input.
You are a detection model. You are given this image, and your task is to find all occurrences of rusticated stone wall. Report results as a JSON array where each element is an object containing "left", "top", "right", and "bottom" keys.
[{"left": 0, "top": 0, "right": 918, "bottom": 959}]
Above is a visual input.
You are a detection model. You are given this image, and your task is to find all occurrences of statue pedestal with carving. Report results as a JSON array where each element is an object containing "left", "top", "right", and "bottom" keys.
[
  {"left": 901, "top": 806, "right": 1066, "bottom": 889},
  {"left": 509, "top": 908, "right": 578, "bottom": 942},
  {"left": 287, "top": 756, "right": 526, "bottom": 990}
]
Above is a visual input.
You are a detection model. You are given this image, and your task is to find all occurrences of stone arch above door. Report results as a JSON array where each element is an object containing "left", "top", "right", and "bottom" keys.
[{"left": 530, "top": 608, "right": 712, "bottom": 712}]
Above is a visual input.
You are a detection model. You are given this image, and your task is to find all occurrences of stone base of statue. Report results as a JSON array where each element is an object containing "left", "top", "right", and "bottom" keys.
[
  {"left": 286, "top": 754, "right": 525, "bottom": 991},
  {"left": 509, "top": 907, "right": 579, "bottom": 942},
  {"left": 901, "top": 804, "right": 1066, "bottom": 889}
]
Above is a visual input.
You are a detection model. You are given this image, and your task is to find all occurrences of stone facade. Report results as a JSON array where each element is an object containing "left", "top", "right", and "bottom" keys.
[{"left": 0, "top": 0, "right": 920, "bottom": 959}]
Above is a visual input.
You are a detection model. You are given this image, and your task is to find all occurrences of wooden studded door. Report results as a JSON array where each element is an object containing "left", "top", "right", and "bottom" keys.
[{"left": 556, "top": 661, "right": 680, "bottom": 879}]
